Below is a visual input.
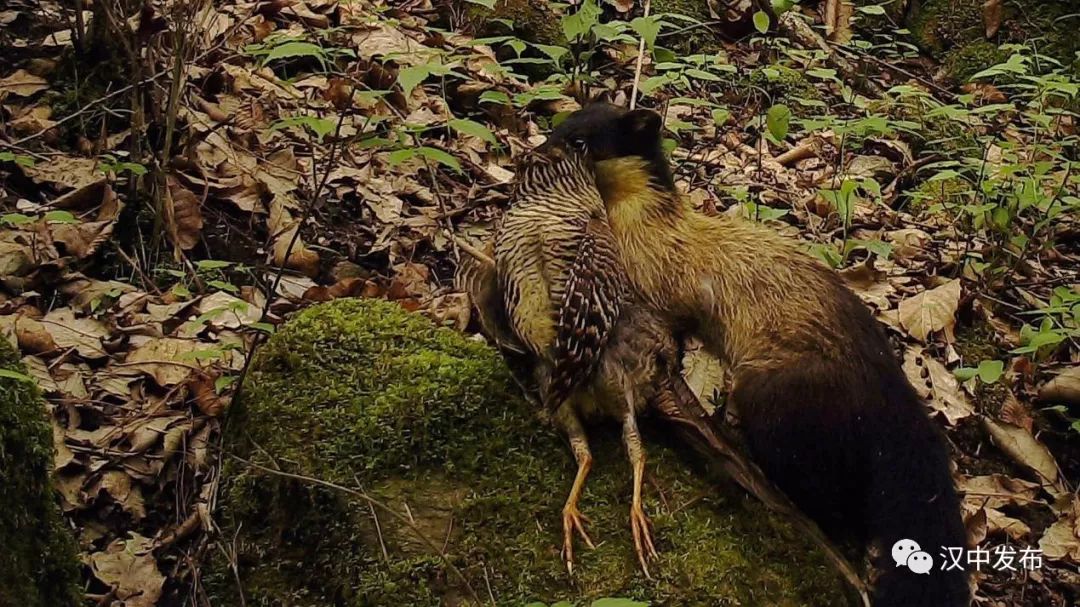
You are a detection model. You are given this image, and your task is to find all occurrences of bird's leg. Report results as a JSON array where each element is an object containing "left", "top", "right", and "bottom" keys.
[
  {"left": 555, "top": 407, "right": 595, "bottom": 575},
  {"left": 622, "top": 396, "right": 658, "bottom": 577}
]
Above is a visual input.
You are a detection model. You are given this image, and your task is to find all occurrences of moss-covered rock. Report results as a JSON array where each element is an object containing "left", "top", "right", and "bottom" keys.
[
  {"left": 749, "top": 64, "right": 822, "bottom": 104},
  {"left": 653, "top": 0, "right": 725, "bottom": 55},
  {"left": 908, "top": 0, "right": 1080, "bottom": 81},
  {"left": 0, "top": 340, "right": 82, "bottom": 607},
  {"left": 209, "top": 298, "right": 850, "bottom": 606},
  {"left": 462, "top": 0, "right": 566, "bottom": 47}
]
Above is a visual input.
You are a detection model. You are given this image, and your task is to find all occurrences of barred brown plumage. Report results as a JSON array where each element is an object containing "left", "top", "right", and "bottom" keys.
[{"left": 455, "top": 148, "right": 676, "bottom": 578}]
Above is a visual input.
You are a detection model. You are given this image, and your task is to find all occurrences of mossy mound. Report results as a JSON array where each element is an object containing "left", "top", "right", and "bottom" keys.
[
  {"left": 461, "top": 0, "right": 566, "bottom": 47},
  {"left": 908, "top": 0, "right": 1080, "bottom": 81},
  {"left": 0, "top": 340, "right": 82, "bottom": 607},
  {"left": 208, "top": 298, "right": 849, "bottom": 606}
]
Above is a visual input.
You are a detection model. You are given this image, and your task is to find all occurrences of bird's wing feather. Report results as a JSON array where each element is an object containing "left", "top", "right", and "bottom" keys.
[
  {"left": 547, "top": 216, "right": 629, "bottom": 411},
  {"left": 455, "top": 240, "right": 527, "bottom": 355}
]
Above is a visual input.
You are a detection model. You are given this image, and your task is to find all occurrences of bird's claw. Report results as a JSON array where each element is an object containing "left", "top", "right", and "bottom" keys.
[
  {"left": 630, "top": 503, "right": 658, "bottom": 578},
  {"left": 561, "top": 505, "right": 595, "bottom": 575}
]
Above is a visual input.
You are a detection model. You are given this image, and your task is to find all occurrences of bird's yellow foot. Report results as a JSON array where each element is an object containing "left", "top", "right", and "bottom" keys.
[
  {"left": 630, "top": 502, "right": 658, "bottom": 578},
  {"left": 561, "top": 504, "right": 595, "bottom": 575}
]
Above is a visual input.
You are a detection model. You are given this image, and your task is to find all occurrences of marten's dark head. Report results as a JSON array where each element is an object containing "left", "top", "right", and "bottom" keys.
[{"left": 537, "top": 103, "right": 674, "bottom": 192}]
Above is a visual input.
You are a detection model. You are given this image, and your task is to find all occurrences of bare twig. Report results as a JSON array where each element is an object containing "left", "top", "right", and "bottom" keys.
[{"left": 629, "top": 0, "right": 652, "bottom": 110}]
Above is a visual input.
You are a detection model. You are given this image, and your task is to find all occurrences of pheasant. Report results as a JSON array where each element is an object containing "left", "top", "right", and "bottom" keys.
[{"left": 455, "top": 149, "right": 675, "bottom": 577}]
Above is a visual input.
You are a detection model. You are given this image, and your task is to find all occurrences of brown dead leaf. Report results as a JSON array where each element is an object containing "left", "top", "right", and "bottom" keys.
[
  {"left": 958, "top": 474, "right": 1040, "bottom": 510},
  {"left": 165, "top": 176, "right": 203, "bottom": 252},
  {"left": 903, "top": 347, "right": 975, "bottom": 424},
  {"left": 0, "top": 69, "right": 48, "bottom": 97},
  {"left": 354, "top": 23, "right": 421, "bottom": 63},
  {"left": 1039, "top": 498, "right": 1080, "bottom": 561},
  {"left": 268, "top": 196, "right": 320, "bottom": 277},
  {"left": 51, "top": 419, "right": 76, "bottom": 470},
  {"left": 89, "top": 534, "right": 164, "bottom": 607},
  {"left": 188, "top": 370, "right": 229, "bottom": 417},
  {"left": 983, "top": 0, "right": 1004, "bottom": 38},
  {"left": 898, "top": 279, "right": 961, "bottom": 342},
  {"left": 839, "top": 258, "right": 895, "bottom": 310},
  {"left": 122, "top": 338, "right": 202, "bottom": 386},
  {"left": 94, "top": 470, "right": 147, "bottom": 520},
  {"left": 961, "top": 82, "right": 1007, "bottom": 105},
  {"left": 16, "top": 315, "right": 57, "bottom": 354},
  {"left": 981, "top": 416, "right": 1060, "bottom": 487},
  {"left": 1039, "top": 367, "right": 1080, "bottom": 407},
  {"left": 41, "top": 307, "right": 109, "bottom": 359},
  {"left": 198, "top": 291, "right": 262, "bottom": 328},
  {"left": 302, "top": 277, "right": 369, "bottom": 302},
  {"left": 825, "top": 0, "right": 854, "bottom": 44},
  {"left": 21, "top": 156, "right": 104, "bottom": 190},
  {"left": 0, "top": 238, "right": 34, "bottom": 277}
]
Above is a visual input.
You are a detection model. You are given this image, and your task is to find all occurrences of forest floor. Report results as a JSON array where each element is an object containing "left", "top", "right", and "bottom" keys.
[{"left": 0, "top": 1, "right": 1077, "bottom": 606}]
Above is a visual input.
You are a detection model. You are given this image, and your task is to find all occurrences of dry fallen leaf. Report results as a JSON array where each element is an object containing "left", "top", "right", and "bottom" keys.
[
  {"left": 268, "top": 196, "right": 320, "bottom": 277},
  {"left": 198, "top": 291, "right": 262, "bottom": 329},
  {"left": 165, "top": 175, "right": 204, "bottom": 253},
  {"left": 898, "top": 279, "right": 961, "bottom": 342},
  {"left": 89, "top": 533, "right": 164, "bottom": 607},
  {"left": 1039, "top": 498, "right": 1080, "bottom": 561},
  {"left": 94, "top": 470, "right": 147, "bottom": 520},
  {"left": 983, "top": 0, "right": 1004, "bottom": 38},
  {"left": 981, "top": 416, "right": 1060, "bottom": 488},
  {"left": 903, "top": 347, "right": 974, "bottom": 425},
  {"left": 0, "top": 68, "right": 48, "bottom": 97},
  {"left": 1039, "top": 367, "right": 1080, "bottom": 407},
  {"left": 41, "top": 307, "right": 109, "bottom": 359},
  {"left": 121, "top": 337, "right": 202, "bottom": 386}
]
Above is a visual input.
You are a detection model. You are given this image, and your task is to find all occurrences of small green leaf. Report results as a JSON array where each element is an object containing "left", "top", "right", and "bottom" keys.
[
  {"left": 0, "top": 368, "right": 34, "bottom": 383},
  {"left": 462, "top": 0, "right": 495, "bottom": 8},
  {"left": 215, "top": 374, "right": 238, "bottom": 393},
  {"left": 397, "top": 65, "right": 432, "bottom": 96},
  {"left": 1, "top": 213, "right": 35, "bottom": 226},
  {"left": 630, "top": 16, "right": 662, "bottom": 48},
  {"left": 561, "top": 0, "right": 601, "bottom": 42},
  {"left": 449, "top": 118, "right": 497, "bottom": 144},
  {"left": 418, "top": 147, "right": 462, "bottom": 173},
  {"left": 753, "top": 11, "right": 770, "bottom": 34},
  {"left": 976, "top": 360, "right": 1005, "bottom": 384},
  {"left": 388, "top": 148, "right": 418, "bottom": 167},
  {"left": 591, "top": 599, "right": 649, "bottom": 607},
  {"left": 766, "top": 103, "right": 791, "bottom": 140},
  {"left": 0, "top": 151, "right": 35, "bottom": 167},
  {"left": 857, "top": 5, "right": 887, "bottom": 15},
  {"left": 43, "top": 210, "right": 79, "bottom": 224},
  {"left": 953, "top": 367, "right": 978, "bottom": 382},
  {"left": 264, "top": 41, "right": 327, "bottom": 63},
  {"left": 196, "top": 260, "right": 232, "bottom": 271},
  {"left": 479, "top": 90, "right": 510, "bottom": 105}
]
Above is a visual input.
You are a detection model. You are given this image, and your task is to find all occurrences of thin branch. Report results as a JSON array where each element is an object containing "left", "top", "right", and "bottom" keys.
[{"left": 629, "top": 0, "right": 652, "bottom": 110}]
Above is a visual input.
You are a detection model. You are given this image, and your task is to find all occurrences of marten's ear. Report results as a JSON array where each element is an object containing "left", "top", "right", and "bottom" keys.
[
  {"left": 589, "top": 89, "right": 614, "bottom": 105},
  {"left": 619, "top": 109, "right": 662, "bottom": 141}
]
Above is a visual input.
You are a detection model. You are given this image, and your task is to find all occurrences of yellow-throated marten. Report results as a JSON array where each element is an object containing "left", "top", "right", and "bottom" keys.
[{"left": 538, "top": 103, "right": 969, "bottom": 607}]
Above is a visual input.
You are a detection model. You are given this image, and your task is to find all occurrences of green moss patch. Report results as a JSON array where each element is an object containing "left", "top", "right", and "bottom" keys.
[
  {"left": 909, "top": 0, "right": 1080, "bottom": 81},
  {"left": 0, "top": 340, "right": 81, "bottom": 607},
  {"left": 208, "top": 298, "right": 849, "bottom": 606}
]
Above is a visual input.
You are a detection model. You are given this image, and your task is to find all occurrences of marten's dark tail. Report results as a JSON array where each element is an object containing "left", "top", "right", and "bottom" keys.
[
  {"left": 863, "top": 372, "right": 969, "bottom": 607},
  {"left": 732, "top": 350, "right": 969, "bottom": 606}
]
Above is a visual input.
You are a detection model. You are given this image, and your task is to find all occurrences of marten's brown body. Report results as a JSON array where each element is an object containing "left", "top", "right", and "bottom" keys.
[{"left": 541, "top": 104, "right": 969, "bottom": 607}]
